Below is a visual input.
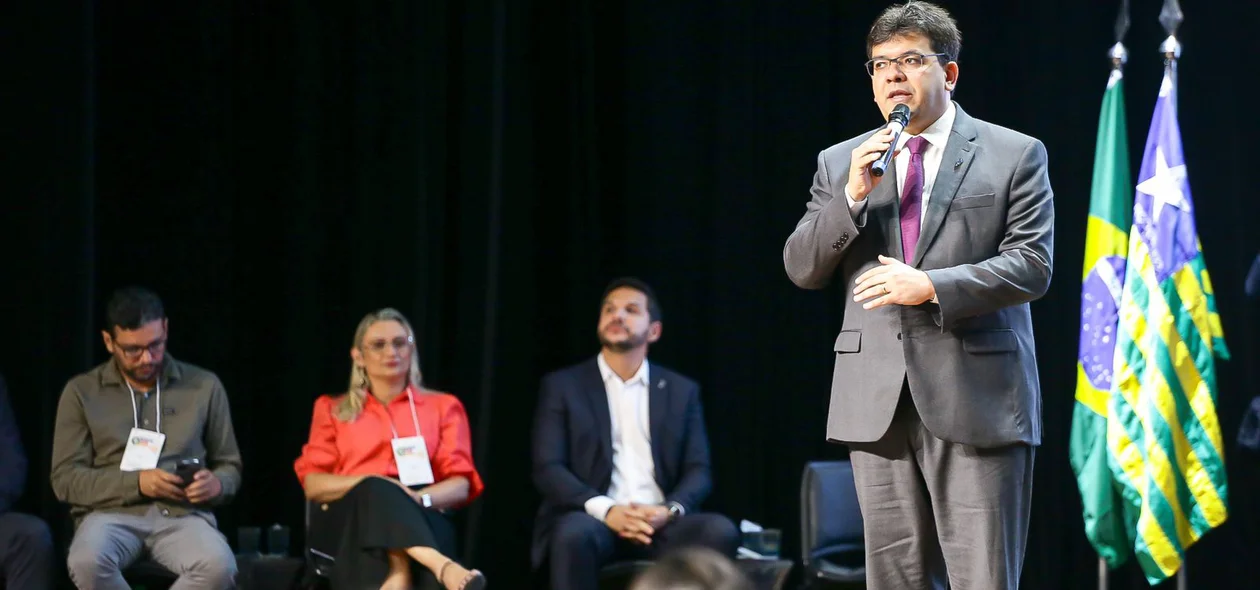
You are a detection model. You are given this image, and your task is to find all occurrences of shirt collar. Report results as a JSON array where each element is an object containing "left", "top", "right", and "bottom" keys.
[
  {"left": 365, "top": 384, "right": 419, "bottom": 408},
  {"left": 100, "top": 355, "right": 181, "bottom": 389},
  {"left": 896, "top": 100, "right": 956, "bottom": 152},
  {"left": 597, "top": 353, "right": 650, "bottom": 388}
]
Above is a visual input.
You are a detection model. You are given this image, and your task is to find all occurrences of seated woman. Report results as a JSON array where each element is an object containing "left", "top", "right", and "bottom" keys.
[{"left": 295, "top": 308, "right": 487, "bottom": 590}]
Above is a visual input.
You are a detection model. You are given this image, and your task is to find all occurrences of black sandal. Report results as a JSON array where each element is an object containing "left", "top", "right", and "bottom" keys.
[{"left": 439, "top": 559, "right": 486, "bottom": 590}]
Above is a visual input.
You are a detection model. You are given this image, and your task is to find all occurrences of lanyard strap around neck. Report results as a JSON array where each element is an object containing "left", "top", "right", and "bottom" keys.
[
  {"left": 125, "top": 379, "right": 161, "bottom": 433},
  {"left": 386, "top": 387, "right": 422, "bottom": 440}
]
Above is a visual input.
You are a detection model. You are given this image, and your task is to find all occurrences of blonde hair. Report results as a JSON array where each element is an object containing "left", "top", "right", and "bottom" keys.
[{"left": 333, "top": 308, "right": 425, "bottom": 422}]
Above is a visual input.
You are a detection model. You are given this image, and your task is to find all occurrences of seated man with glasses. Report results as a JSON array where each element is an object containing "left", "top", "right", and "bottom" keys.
[{"left": 51, "top": 286, "right": 242, "bottom": 590}]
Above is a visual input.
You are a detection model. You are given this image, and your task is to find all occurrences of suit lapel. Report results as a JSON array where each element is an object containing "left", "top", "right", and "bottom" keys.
[
  {"left": 912, "top": 104, "right": 978, "bottom": 268},
  {"left": 649, "top": 368, "right": 668, "bottom": 485},
  {"left": 582, "top": 362, "right": 614, "bottom": 470}
]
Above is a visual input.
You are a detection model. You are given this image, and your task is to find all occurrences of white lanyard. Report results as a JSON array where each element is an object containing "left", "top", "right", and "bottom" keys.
[
  {"left": 125, "top": 379, "right": 161, "bottom": 434},
  {"left": 385, "top": 388, "right": 422, "bottom": 440}
]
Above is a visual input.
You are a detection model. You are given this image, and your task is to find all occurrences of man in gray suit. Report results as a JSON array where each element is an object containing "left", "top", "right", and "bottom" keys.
[{"left": 783, "top": 3, "right": 1053, "bottom": 589}]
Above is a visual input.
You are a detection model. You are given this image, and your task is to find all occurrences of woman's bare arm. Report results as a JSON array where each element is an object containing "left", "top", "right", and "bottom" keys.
[{"left": 302, "top": 473, "right": 370, "bottom": 503}]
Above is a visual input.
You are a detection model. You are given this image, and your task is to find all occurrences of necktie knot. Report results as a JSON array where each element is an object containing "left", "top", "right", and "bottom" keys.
[{"left": 907, "top": 135, "right": 929, "bottom": 157}]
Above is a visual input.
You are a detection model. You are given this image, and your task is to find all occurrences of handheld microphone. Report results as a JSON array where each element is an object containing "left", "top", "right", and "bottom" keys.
[{"left": 869, "top": 104, "right": 911, "bottom": 178}]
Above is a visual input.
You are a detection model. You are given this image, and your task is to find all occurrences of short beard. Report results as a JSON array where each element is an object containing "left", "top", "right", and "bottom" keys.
[
  {"left": 125, "top": 365, "right": 158, "bottom": 382},
  {"left": 599, "top": 326, "right": 648, "bottom": 352},
  {"left": 117, "top": 357, "right": 159, "bottom": 385}
]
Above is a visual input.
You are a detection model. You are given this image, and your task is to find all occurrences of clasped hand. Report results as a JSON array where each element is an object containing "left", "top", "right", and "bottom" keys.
[{"left": 605, "top": 504, "right": 672, "bottom": 545}]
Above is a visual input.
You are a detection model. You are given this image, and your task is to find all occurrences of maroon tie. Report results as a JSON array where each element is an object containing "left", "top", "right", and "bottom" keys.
[{"left": 900, "top": 136, "right": 929, "bottom": 262}]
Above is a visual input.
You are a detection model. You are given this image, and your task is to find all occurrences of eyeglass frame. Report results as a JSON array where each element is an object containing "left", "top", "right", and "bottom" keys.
[
  {"left": 864, "top": 52, "right": 950, "bottom": 77},
  {"left": 114, "top": 335, "right": 168, "bottom": 360},
  {"left": 361, "top": 335, "right": 415, "bottom": 355}
]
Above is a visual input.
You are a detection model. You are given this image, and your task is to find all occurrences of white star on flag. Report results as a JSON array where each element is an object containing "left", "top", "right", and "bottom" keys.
[{"left": 1135, "top": 146, "right": 1189, "bottom": 222}]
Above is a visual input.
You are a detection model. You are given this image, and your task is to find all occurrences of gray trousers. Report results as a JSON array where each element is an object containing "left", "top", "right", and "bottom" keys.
[
  {"left": 67, "top": 505, "right": 237, "bottom": 590},
  {"left": 847, "top": 396, "right": 1035, "bottom": 590}
]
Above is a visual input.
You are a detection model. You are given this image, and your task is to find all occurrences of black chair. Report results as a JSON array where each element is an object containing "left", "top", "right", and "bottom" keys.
[
  {"left": 123, "top": 558, "right": 180, "bottom": 589},
  {"left": 799, "top": 461, "right": 866, "bottom": 588},
  {"left": 304, "top": 500, "right": 336, "bottom": 585}
]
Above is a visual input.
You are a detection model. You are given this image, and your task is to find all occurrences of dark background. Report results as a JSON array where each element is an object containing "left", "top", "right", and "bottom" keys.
[{"left": 3, "top": 0, "right": 1258, "bottom": 588}]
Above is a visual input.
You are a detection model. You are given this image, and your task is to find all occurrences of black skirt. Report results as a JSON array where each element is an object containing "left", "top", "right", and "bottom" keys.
[{"left": 310, "top": 476, "right": 457, "bottom": 590}]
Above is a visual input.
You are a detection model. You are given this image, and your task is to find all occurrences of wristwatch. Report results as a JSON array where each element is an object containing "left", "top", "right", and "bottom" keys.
[
  {"left": 667, "top": 502, "right": 685, "bottom": 520},
  {"left": 420, "top": 493, "right": 433, "bottom": 508}
]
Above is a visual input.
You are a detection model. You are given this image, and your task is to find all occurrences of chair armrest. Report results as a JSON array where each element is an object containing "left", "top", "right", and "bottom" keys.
[{"left": 809, "top": 543, "right": 864, "bottom": 562}]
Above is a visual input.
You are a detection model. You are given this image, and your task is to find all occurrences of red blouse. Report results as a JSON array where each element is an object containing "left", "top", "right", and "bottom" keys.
[{"left": 293, "top": 387, "right": 485, "bottom": 504}]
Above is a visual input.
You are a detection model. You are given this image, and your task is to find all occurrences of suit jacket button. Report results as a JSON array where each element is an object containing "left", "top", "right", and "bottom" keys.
[
  {"left": 832, "top": 241, "right": 842, "bottom": 251},
  {"left": 896, "top": 332, "right": 902, "bottom": 340}
]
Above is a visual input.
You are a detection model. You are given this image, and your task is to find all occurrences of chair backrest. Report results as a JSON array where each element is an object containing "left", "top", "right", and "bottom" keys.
[{"left": 799, "top": 460, "right": 864, "bottom": 567}]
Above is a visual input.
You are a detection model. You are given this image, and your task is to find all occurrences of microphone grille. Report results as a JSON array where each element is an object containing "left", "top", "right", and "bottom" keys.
[{"left": 891, "top": 104, "right": 912, "bottom": 124}]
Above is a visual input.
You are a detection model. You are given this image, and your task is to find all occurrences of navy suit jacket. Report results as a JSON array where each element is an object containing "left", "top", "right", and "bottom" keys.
[
  {"left": 530, "top": 358, "right": 713, "bottom": 569},
  {"left": 0, "top": 373, "right": 28, "bottom": 514}
]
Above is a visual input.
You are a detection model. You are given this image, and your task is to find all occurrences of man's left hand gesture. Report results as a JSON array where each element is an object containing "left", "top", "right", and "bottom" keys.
[
  {"left": 185, "top": 470, "right": 223, "bottom": 504},
  {"left": 854, "top": 255, "right": 936, "bottom": 309}
]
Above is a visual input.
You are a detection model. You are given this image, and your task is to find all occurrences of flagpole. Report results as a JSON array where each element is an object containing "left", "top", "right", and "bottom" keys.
[
  {"left": 1088, "top": 8, "right": 1128, "bottom": 590},
  {"left": 1097, "top": 39, "right": 1127, "bottom": 590},
  {"left": 1158, "top": 4, "right": 1188, "bottom": 588},
  {"left": 1159, "top": 0, "right": 1183, "bottom": 107},
  {"left": 1093, "top": 40, "right": 1123, "bottom": 590},
  {"left": 1094, "top": 7, "right": 1128, "bottom": 589},
  {"left": 1088, "top": 9, "right": 1128, "bottom": 590}
]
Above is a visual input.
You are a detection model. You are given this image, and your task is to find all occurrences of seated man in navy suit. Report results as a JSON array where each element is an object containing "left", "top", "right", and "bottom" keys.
[{"left": 531, "top": 277, "right": 740, "bottom": 590}]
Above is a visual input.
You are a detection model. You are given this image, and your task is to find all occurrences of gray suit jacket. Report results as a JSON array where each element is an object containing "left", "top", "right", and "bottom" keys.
[{"left": 784, "top": 103, "right": 1053, "bottom": 448}]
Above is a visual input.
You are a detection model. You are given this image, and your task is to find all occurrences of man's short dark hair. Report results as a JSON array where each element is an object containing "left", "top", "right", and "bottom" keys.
[
  {"left": 602, "top": 277, "right": 663, "bottom": 322},
  {"left": 866, "top": 1, "right": 962, "bottom": 63},
  {"left": 105, "top": 287, "right": 165, "bottom": 334}
]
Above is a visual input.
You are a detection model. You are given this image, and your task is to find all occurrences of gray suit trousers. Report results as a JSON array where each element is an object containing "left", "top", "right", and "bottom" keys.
[
  {"left": 67, "top": 505, "right": 237, "bottom": 590},
  {"left": 848, "top": 393, "right": 1034, "bottom": 590}
]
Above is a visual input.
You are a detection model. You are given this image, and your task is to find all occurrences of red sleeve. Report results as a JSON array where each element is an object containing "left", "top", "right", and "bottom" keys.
[
  {"left": 294, "top": 395, "right": 340, "bottom": 488},
  {"left": 433, "top": 395, "right": 485, "bottom": 504}
]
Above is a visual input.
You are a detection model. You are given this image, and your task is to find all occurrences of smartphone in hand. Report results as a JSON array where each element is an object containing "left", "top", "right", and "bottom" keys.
[{"left": 175, "top": 458, "right": 202, "bottom": 487}]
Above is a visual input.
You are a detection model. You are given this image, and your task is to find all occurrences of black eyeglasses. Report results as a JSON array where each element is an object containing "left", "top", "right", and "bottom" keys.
[
  {"left": 864, "top": 52, "right": 948, "bottom": 77},
  {"left": 116, "top": 337, "right": 167, "bottom": 360}
]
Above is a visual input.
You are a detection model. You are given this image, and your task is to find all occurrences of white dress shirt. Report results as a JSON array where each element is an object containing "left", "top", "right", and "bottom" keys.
[
  {"left": 584, "top": 354, "right": 665, "bottom": 521},
  {"left": 846, "top": 101, "right": 957, "bottom": 224}
]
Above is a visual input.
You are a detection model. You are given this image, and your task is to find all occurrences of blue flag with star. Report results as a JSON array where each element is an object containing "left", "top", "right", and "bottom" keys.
[{"left": 1106, "top": 71, "right": 1230, "bottom": 584}]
